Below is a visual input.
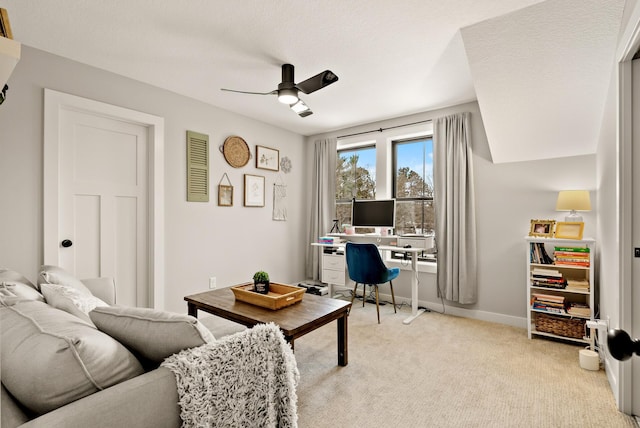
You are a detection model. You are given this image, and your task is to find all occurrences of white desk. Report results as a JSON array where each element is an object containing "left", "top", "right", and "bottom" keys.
[{"left": 311, "top": 242, "right": 425, "bottom": 324}]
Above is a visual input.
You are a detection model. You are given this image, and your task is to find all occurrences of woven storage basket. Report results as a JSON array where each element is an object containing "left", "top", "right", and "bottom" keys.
[{"left": 535, "top": 313, "right": 585, "bottom": 339}]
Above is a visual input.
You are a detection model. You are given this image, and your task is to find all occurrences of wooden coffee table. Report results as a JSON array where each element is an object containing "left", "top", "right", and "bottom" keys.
[{"left": 185, "top": 286, "right": 352, "bottom": 366}]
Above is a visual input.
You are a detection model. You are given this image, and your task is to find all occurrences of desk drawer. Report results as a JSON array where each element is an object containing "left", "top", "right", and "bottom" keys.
[
  {"left": 322, "top": 268, "right": 346, "bottom": 286},
  {"left": 323, "top": 254, "right": 345, "bottom": 270}
]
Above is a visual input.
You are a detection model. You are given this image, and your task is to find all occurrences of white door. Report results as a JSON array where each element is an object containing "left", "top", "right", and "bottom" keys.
[
  {"left": 60, "top": 111, "right": 148, "bottom": 306},
  {"left": 632, "top": 59, "right": 640, "bottom": 416},
  {"left": 44, "top": 89, "right": 165, "bottom": 308}
]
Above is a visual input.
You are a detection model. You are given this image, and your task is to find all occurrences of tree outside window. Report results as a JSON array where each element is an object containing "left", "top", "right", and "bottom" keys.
[
  {"left": 393, "top": 137, "right": 436, "bottom": 260},
  {"left": 335, "top": 146, "right": 375, "bottom": 226}
]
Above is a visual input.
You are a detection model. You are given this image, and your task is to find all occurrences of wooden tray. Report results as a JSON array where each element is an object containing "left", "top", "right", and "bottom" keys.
[{"left": 231, "top": 282, "right": 305, "bottom": 310}]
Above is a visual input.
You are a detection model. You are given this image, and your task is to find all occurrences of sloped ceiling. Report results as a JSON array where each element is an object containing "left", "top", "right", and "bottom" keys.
[
  {"left": 0, "top": 0, "right": 628, "bottom": 162},
  {"left": 461, "top": 0, "right": 625, "bottom": 163}
]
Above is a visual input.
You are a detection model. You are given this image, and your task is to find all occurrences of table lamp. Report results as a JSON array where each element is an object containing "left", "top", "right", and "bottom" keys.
[{"left": 555, "top": 190, "right": 591, "bottom": 222}]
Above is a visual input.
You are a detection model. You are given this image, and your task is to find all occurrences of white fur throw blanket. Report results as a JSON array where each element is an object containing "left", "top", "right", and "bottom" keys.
[{"left": 161, "top": 323, "right": 299, "bottom": 428}]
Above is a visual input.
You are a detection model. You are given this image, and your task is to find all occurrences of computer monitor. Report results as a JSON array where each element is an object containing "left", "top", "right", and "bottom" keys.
[{"left": 351, "top": 199, "right": 396, "bottom": 229}]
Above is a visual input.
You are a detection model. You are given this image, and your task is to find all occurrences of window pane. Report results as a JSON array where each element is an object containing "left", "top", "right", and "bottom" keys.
[
  {"left": 336, "top": 201, "right": 352, "bottom": 226},
  {"left": 394, "top": 139, "right": 433, "bottom": 199},
  {"left": 394, "top": 200, "right": 435, "bottom": 235},
  {"left": 336, "top": 147, "right": 376, "bottom": 201},
  {"left": 393, "top": 137, "right": 434, "bottom": 240}
]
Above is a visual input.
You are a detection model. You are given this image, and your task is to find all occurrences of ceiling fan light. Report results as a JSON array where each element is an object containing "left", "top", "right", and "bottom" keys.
[
  {"left": 290, "top": 99, "right": 313, "bottom": 117},
  {"left": 290, "top": 99, "right": 309, "bottom": 113},
  {"left": 278, "top": 88, "right": 298, "bottom": 104}
]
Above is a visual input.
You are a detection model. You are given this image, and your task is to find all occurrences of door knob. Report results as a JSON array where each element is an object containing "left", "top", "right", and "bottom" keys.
[{"left": 61, "top": 239, "right": 73, "bottom": 248}]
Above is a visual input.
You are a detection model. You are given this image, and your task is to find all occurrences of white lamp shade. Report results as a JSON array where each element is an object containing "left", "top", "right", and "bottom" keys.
[
  {"left": 277, "top": 88, "right": 298, "bottom": 104},
  {"left": 555, "top": 190, "right": 591, "bottom": 212}
]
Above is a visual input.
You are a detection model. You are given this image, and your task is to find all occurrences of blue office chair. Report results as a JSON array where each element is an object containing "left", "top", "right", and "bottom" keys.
[{"left": 345, "top": 242, "right": 399, "bottom": 323}]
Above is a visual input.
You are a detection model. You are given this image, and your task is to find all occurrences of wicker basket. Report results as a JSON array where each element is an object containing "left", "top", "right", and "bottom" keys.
[{"left": 535, "top": 313, "right": 585, "bottom": 339}]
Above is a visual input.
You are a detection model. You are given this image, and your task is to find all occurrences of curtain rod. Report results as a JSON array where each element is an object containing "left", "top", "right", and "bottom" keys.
[{"left": 336, "top": 118, "right": 433, "bottom": 140}]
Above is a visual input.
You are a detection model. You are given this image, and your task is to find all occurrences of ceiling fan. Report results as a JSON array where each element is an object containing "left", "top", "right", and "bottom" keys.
[{"left": 221, "top": 64, "right": 338, "bottom": 117}]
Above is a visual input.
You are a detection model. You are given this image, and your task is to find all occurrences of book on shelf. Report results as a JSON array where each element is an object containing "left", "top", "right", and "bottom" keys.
[
  {"left": 554, "top": 260, "right": 590, "bottom": 267},
  {"left": 531, "top": 293, "right": 567, "bottom": 314},
  {"left": 554, "top": 251, "right": 590, "bottom": 258},
  {"left": 531, "top": 268, "right": 566, "bottom": 288},
  {"left": 553, "top": 246, "right": 591, "bottom": 267},
  {"left": 530, "top": 242, "right": 554, "bottom": 264},
  {"left": 565, "top": 279, "right": 589, "bottom": 291},
  {"left": 529, "top": 244, "right": 592, "bottom": 267},
  {"left": 566, "top": 302, "right": 590, "bottom": 317},
  {"left": 531, "top": 268, "right": 562, "bottom": 277},
  {"left": 533, "top": 300, "right": 565, "bottom": 308},
  {"left": 533, "top": 304, "right": 565, "bottom": 314},
  {"left": 554, "top": 246, "right": 590, "bottom": 253},
  {"left": 531, "top": 279, "right": 567, "bottom": 289},
  {"left": 531, "top": 293, "right": 565, "bottom": 303}
]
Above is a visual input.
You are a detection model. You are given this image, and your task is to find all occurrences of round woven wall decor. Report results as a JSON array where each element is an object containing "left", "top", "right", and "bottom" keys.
[{"left": 222, "top": 136, "right": 250, "bottom": 168}]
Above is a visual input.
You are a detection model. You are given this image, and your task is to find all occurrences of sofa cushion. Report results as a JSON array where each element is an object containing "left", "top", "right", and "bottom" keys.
[
  {"left": 38, "top": 265, "right": 93, "bottom": 296},
  {"left": 0, "top": 300, "right": 144, "bottom": 415},
  {"left": 41, "top": 283, "right": 109, "bottom": 324},
  {"left": 0, "top": 268, "right": 45, "bottom": 302},
  {"left": 89, "top": 306, "right": 215, "bottom": 364}
]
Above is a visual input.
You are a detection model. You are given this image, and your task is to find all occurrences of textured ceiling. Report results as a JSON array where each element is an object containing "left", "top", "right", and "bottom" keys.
[
  {"left": 0, "top": 0, "right": 628, "bottom": 162},
  {"left": 461, "top": 0, "right": 625, "bottom": 163}
]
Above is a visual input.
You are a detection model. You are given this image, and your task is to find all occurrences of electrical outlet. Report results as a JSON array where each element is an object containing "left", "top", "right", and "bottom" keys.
[{"left": 209, "top": 277, "right": 216, "bottom": 289}]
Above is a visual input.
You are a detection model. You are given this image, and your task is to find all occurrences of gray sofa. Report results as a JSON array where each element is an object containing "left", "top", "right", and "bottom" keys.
[{"left": 0, "top": 266, "right": 296, "bottom": 428}]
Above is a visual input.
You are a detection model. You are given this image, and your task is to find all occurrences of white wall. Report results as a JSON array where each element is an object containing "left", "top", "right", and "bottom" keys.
[
  {"left": 307, "top": 101, "right": 597, "bottom": 326},
  {"left": 0, "top": 46, "right": 307, "bottom": 313},
  {"left": 595, "top": 61, "right": 621, "bottom": 400}
]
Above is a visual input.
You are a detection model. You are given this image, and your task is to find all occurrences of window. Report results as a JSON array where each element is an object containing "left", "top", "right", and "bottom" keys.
[
  {"left": 333, "top": 127, "right": 436, "bottom": 267},
  {"left": 392, "top": 137, "right": 436, "bottom": 262},
  {"left": 335, "top": 145, "right": 376, "bottom": 226}
]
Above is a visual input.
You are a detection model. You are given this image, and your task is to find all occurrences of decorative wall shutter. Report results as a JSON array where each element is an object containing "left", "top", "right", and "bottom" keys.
[{"left": 186, "top": 130, "right": 209, "bottom": 202}]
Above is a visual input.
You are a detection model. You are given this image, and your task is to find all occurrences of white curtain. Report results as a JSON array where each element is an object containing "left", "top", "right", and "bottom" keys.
[
  {"left": 306, "top": 138, "right": 337, "bottom": 280},
  {"left": 433, "top": 112, "right": 477, "bottom": 304}
]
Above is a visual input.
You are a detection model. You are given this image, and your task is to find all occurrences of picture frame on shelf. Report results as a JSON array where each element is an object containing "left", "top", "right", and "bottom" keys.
[
  {"left": 218, "top": 184, "right": 233, "bottom": 206},
  {"left": 529, "top": 219, "right": 555, "bottom": 238},
  {"left": 554, "top": 221, "right": 584, "bottom": 240},
  {"left": 0, "top": 8, "right": 13, "bottom": 39},
  {"left": 256, "top": 145, "right": 279, "bottom": 171},
  {"left": 244, "top": 174, "right": 265, "bottom": 207}
]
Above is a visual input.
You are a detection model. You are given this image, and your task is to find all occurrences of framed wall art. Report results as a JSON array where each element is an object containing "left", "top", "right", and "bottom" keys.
[
  {"left": 244, "top": 174, "right": 265, "bottom": 207},
  {"left": 256, "top": 145, "right": 279, "bottom": 171},
  {"left": 218, "top": 185, "right": 233, "bottom": 206},
  {"left": 217, "top": 173, "right": 233, "bottom": 206},
  {"left": 554, "top": 221, "right": 584, "bottom": 240},
  {"left": 529, "top": 219, "right": 555, "bottom": 238}
]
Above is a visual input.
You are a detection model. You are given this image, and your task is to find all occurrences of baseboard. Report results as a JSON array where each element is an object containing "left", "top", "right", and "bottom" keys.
[
  {"left": 375, "top": 292, "right": 528, "bottom": 329},
  {"left": 604, "top": 355, "right": 620, "bottom": 408}
]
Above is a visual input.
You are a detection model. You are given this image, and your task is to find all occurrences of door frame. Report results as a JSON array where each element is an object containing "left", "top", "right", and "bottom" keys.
[
  {"left": 616, "top": 3, "right": 640, "bottom": 414},
  {"left": 43, "top": 89, "right": 165, "bottom": 309}
]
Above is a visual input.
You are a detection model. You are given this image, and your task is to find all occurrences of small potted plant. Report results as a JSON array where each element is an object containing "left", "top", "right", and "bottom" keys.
[{"left": 253, "top": 270, "right": 270, "bottom": 294}]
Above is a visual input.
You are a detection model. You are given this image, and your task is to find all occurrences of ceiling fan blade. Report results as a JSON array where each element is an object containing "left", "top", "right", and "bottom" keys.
[
  {"left": 296, "top": 70, "right": 339, "bottom": 94},
  {"left": 220, "top": 88, "right": 277, "bottom": 96},
  {"left": 290, "top": 99, "right": 313, "bottom": 117}
]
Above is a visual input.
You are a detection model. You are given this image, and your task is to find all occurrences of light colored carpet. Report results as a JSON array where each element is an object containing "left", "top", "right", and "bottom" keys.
[
  {"left": 289, "top": 300, "right": 636, "bottom": 428},
  {"left": 201, "top": 300, "right": 636, "bottom": 427}
]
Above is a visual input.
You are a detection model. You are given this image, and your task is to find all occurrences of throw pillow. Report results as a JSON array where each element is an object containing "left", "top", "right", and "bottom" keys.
[
  {"left": 0, "top": 300, "right": 144, "bottom": 415},
  {"left": 38, "top": 265, "right": 93, "bottom": 296},
  {"left": 41, "top": 283, "right": 109, "bottom": 324},
  {"left": 0, "top": 268, "right": 45, "bottom": 302},
  {"left": 89, "top": 306, "right": 215, "bottom": 364}
]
